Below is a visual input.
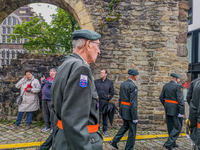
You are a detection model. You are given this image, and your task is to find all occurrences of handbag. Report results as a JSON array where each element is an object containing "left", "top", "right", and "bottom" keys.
[{"left": 15, "top": 79, "right": 34, "bottom": 105}]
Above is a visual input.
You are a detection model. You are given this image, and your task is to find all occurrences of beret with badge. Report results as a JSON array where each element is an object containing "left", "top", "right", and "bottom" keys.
[
  {"left": 72, "top": 29, "right": 101, "bottom": 40},
  {"left": 170, "top": 73, "right": 180, "bottom": 78},
  {"left": 128, "top": 69, "right": 139, "bottom": 76}
]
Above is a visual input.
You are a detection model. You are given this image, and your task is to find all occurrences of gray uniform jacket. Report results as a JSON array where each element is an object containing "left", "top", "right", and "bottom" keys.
[
  {"left": 51, "top": 53, "right": 103, "bottom": 150},
  {"left": 159, "top": 81, "right": 185, "bottom": 116},
  {"left": 187, "top": 78, "right": 200, "bottom": 105},
  {"left": 189, "top": 80, "right": 200, "bottom": 149},
  {"left": 119, "top": 79, "right": 138, "bottom": 121}
]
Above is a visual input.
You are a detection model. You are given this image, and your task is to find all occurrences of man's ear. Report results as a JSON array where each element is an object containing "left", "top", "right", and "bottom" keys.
[{"left": 85, "top": 40, "right": 91, "bottom": 51}]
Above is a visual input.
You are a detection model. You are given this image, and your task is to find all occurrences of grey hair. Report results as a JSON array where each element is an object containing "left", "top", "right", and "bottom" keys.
[
  {"left": 128, "top": 75, "right": 134, "bottom": 78},
  {"left": 50, "top": 68, "right": 56, "bottom": 72},
  {"left": 72, "top": 39, "right": 87, "bottom": 50}
]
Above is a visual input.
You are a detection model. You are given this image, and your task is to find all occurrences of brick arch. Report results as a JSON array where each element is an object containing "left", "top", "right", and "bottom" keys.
[{"left": 0, "top": 0, "right": 94, "bottom": 30}]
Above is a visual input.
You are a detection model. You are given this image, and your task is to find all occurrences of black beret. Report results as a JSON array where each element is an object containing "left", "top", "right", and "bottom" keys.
[
  {"left": 171, "top": 73, "right": 180, "bottom": 78},
  {"left": 72, "top": 29, "right": 101, "bottom": 40},
  {"left": 128, "top": 69, "right": 139, "bottom": 76}
]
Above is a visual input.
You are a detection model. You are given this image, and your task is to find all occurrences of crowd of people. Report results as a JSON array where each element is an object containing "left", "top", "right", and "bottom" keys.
[{"left": 10, "top": 29, "right": 200, "bottom": 150}]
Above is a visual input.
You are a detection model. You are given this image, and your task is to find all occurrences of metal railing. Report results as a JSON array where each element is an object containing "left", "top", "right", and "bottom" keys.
[{"left": 0, "top": 49, "right": 70, "bottom": 68}]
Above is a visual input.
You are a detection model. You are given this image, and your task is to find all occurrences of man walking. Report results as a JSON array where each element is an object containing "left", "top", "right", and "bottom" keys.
[
  {"left": 188, "top": 79, "right": 200, "bottom": 150},
  {"left": 40, "top": 68, "right": 56, "bottom": 133},
  {"left": 95, "top": 70, "right": 114, "bottom": 136},
  {"left": 51, "top": 29, "right": 103, "bottom": 150},
  {"left": 160, "top": 73, "right": 185, "bottom": 150},
  {"left": 110, "top": 69, "right": 139, "bottom": 150}
]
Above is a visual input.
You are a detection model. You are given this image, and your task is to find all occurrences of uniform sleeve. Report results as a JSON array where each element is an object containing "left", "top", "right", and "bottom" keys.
[
  {"left": 159, "top": 86, "right": 165, "bottom": 106},
  {"left": 176, "top": 84, "right": 185, "bottom": 115},
  {"left": 130, "top": 85, "right": 138, "bottom": 120},
  {"left": 31, "top": 79, "right": 41, "bottom": 94},
  {"left": 109, "top": 81, "right": 114, "bottom": 100},
  {"left": 186, "top": 82, "right": 193, "bottom": 105},
  {"left": 61, "top": 65, "right": 93, "bottom": 150}
]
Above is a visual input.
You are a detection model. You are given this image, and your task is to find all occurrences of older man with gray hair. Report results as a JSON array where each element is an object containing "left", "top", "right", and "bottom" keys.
[{"left": 51, "top": 29, "right": 103, "bottom": 150}]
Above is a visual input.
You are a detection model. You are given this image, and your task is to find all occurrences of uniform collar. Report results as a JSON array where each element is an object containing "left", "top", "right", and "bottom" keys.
[
  {"left": 171, "top": 80, "right": 177, "bottom": 83},
  {"left": 128, "top": 78, "right": 134, "bottom": 83},
  {"left": 71, "top": 53, "right": 89, "bottom": 66}
]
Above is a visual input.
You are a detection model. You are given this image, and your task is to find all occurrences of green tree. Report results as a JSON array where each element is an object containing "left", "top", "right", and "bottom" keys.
[{"left": 8, "top": 8, "right": 80, "bottom": 53}]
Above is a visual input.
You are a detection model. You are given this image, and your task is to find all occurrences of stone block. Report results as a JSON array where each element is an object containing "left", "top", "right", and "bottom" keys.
[
  {"left": 160, "top": 66, "right": 170, "bottom": 71},
  {"left": 161, "top": 15, "right": 169, "bottom": 21},
  {"left": 179, "top": 2, "right": 189, "bottom": 11},
  {"left": 177, "top": 44, "right": 188, "bottom": 57},
  {"left": 179, "top": 10, "right": 188, "bottom": 21}
]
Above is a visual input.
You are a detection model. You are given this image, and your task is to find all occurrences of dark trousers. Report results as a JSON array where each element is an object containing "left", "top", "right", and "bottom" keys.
[
  {"left": 164, "top": 115, "right": 183, "bottom": 149},
  {"left": 113, "top": 119, "right": 137, "bottom": 150},
  {"left": 42, "top": 99, "right": 53, "bottom": 128},
  {"left": 99, "top": 114, "right": 108, "bottom": 132},
  {"left": 15, "top": 112, "right": 33, "bottom": 126},
  {"left": 39, "top": 132, "right": 53, "bottom": 150}
]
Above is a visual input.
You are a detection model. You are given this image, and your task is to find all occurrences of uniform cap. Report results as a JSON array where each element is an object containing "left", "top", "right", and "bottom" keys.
[
  {"left": 171, "top": 73, "right": 180, "bottom": 78},
  {"left": 72, "top": 29, "right": 101, "bottom": 40},
  {"left": 128, "top": 69, "right": 139, "bottom": 76}
]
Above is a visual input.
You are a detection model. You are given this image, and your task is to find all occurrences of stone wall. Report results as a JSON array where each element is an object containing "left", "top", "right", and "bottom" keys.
[
  {"left": 0, "top": 0, "right": 190, "bottom": 131},
  {"left": 0, "top": 53, "right": 63, "bottom": 122},
  {"left": 87, "top": 0, "right": 189, "bottom": 130}
]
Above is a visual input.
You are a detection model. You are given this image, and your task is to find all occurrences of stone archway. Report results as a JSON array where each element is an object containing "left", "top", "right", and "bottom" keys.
[{"left": 0, "top": 0, "right": 94, "bottom": 30}]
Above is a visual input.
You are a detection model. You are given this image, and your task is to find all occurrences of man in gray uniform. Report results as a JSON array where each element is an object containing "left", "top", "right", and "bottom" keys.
[
  {"left": 110, "top": 69, "right": 139, "bottom": 150},
  {"left": 51, "top": 29, "right": 103, "bottom": 150},
  {"left": 188, "top": 79, "right": 200, "bottom": 150},
  {"left": 160, "top": 73, "right": 185, "bottom": 150}
]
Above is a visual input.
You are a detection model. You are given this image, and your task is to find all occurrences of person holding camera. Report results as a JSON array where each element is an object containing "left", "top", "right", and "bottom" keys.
[
  {"left": 11, "top": 69, "right": 41, "bottom": 130},
  {"left": 40, "top": 68, "right": 56, "bottom": 133}
]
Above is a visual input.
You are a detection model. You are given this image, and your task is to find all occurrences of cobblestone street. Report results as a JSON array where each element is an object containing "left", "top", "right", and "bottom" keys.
[{"left": 0, "top": 123, "right": 194, "bottom": 150}]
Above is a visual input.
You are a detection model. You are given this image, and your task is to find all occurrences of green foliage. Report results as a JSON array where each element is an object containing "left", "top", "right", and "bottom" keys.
[
  {"left": 107, "top": 0, "right": 121, "bottom": 12},
  {"left": 36, "top": 121, "right": 44, "bottom": 126},
  {"left": 12, "top": 119, "right": 16, "bottom": 124},
  {"left": 8, "top": 8, "right": 80, "bottom": 53}
]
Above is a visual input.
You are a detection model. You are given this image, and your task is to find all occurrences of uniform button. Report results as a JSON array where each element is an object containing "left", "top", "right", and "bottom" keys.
[
  {"left": 92, "top": 139, "right": 95, "bottom": 142},
  {"left": 97, "top": 96, "right": 99, "bottom": 99}
]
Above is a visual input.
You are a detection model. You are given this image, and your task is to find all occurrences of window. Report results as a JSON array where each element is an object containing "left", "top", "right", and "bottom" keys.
[
  {"left": 24, "top": 38, "right": 28, "bottom": 43},
  {"left": 187, "top": 35, "right": 192, "bottom": 63},
  {"left": 2, "top": 27, "right": 6, "bottom": 34},
  {"left": 7, "top": 36, "right": 10, "bottom": 43},
  {"left": 2, "top": 35, "right": 6, "bottom": 43},
  {"left": 12, "top": 39, "right": 15, "bottom": 43},
  {"left": 3, "top": 19, "right": 6, "bottom": 25},
  {"left": 17, "top": 37, "right": 20, "bottom": 43},
  {"left": 18, "top": 19, "right": 20, "bottom": 25},
  {"left": 8, "top": 17, "right": 11, "bottom": 25},
  {"left": 188, "top": 0, "right": 193, "bottom": 25},
  {"left": 7, "top": 28, "right": 11, "bottom": 34},
  {"left": 198, "top": 33, "right": 200, "bottom": 62},
  {"left": 13, "top": 17, "right": 16, "bottom": 25}
]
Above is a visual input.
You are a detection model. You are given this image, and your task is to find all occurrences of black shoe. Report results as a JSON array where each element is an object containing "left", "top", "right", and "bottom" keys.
[
  {"left": 173, "top": 144, "right": 179, "bottom": 148},
  {"left": 163, "top": 145, "right": 172, "bottom": 150},
  {"left": 110, "top": 141, "right": 119, "bottom": 149}
]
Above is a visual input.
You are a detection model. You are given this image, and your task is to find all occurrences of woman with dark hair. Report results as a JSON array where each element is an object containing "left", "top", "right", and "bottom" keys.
[{"left": 11, "top": 69, "right": 41, "bottom": 130}]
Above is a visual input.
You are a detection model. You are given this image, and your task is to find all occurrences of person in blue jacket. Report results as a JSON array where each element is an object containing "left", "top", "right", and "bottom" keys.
[{"left": 40, "top": 68, "right": 56, "bottom": 133}]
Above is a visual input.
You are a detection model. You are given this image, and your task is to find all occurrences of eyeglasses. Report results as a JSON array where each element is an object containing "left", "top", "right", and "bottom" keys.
[{"left": 91, "top": 41, "right": 100, "bottom": 50}]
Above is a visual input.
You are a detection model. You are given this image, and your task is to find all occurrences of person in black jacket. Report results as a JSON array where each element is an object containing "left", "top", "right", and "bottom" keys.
[
  {"left": 160, "top": 73, "right": 185, "bottom": 150},
  {"left": 95, "top": 70, "right": 114, "bottom": 136},
  {"left": 110, "top": 69, "right": 139, "bottom": 150}
]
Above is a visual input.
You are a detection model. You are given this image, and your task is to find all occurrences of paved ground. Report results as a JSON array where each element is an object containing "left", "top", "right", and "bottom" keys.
[{"left": 0, "top": 123, "right": 194, "bottom": 150}]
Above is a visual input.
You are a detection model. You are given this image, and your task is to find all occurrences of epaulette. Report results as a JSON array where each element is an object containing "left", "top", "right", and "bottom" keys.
[{"left": 191, "top": 80, "right": 194, "bottom": 84}]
